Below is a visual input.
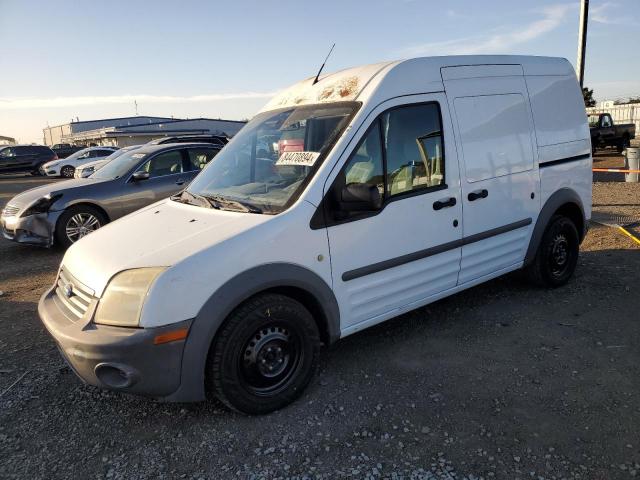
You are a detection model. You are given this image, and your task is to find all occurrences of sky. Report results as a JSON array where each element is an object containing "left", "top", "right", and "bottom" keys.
[{"left": 1, "top": 0, "right": 638, "bottom": 143}]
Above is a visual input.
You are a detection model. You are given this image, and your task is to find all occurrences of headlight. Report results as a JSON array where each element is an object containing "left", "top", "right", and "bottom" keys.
[
  {"left": 94, "top": 268, "right": 166, "bottom": 327},
  {"left": 81, "top": 167, "right": 95, "bottom": 177},
  {"left": 21, "top": 194, "right": 62, "bottom": 217}
]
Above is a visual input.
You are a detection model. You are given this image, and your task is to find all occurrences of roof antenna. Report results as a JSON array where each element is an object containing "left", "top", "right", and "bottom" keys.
[{"left": 313, "top": 43, "right": 335, "bottom": 85}]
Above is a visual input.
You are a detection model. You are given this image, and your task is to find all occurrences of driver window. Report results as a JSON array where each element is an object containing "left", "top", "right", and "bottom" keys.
[
  {"left": 382, "top": 104, "right": 444, "bottom": 196},
  {"left": 142, "top": 150, "right": 183, "bottom": 178}
]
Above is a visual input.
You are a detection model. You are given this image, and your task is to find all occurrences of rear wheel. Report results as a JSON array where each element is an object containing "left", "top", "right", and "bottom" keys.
[
  {"left": 55, "top": 205, "right": 107, "bottom": 249},
  {"left": 617, "top": 135, "right": 631, "bottom": 153},
  {"left": 525, "top": 215, "right": 579, "bottom": 287},
  {"left": 60, "top": 165, "right": 75, "bottom": 178},
  {"left": 206, "top": 293, "right": 320, "bottom": 415}
]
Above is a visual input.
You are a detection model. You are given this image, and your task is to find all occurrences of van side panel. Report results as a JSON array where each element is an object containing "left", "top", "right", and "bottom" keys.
[
  {"left": 526, "top": 75, "right": 591, "bottom": 149},
  {"left": 525, "top": 74, "right": 592, "bottom": 224}
]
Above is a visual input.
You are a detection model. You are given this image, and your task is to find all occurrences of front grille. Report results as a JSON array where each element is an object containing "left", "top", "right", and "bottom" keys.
[
  {"left": 1, "top": 204, "right": 19, "bottom": 217},
  {"left": 53, "top": 267, "right": 95, "bottom": 320}
]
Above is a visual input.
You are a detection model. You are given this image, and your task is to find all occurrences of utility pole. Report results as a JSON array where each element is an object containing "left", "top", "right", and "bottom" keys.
[{"left": 576, "top": 0, "right": 589, "bottom": 87}]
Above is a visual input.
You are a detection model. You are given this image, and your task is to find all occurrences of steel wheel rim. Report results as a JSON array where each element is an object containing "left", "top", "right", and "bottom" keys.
[
  {"left": 549, "top": 233, "right": 570, "bottom": 276},
  {"left": 239, "top": 323, "right": 303, "bottom": 396},
  {"left": 65, "top": 213, "right": 100, "bottom": 243}
]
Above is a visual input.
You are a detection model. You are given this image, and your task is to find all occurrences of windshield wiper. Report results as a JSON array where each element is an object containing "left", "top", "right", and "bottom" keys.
[
  {"left": 204, "top": 194, "right": 263, "bottom": 214},
  {"left": 172, "top": 190, "right": 212, "bottom": 208}
]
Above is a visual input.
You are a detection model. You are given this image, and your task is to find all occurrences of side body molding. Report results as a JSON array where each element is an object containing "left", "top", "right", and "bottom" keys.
[
  {"left": 163, "top": 263, "right": 340, "bottom": 402},
  {"left": 523, "top": 188, "right": 586, "bottom": 267}
]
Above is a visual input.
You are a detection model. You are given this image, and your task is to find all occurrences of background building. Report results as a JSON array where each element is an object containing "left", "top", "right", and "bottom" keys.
[
  {"left": 42, "top": 116, "right": 246, "bottom": 147},
  {"left": 0, "top": 135, "right": 16, "bottom": 145}
]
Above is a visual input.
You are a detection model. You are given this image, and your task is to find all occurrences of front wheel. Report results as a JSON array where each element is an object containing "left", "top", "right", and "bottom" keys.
[
  {"left": 206, "top": 293, "right": 320, "bottom": 415},
  {"left": 60, "top": 165, "right": 75, "bottom": 178},
  {"left": 617, "top": 136, "right": 631, "bottom": 153},
  {"left": 525, "top": 215, "right": 579, "bottom": 287},
  {"left": 55, "top": 205, "right": 107, "bottom": 249}
]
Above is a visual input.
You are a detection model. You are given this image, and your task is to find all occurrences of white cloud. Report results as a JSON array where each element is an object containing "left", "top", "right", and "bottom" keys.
[
  {"left": 591, "top": 1, "right": 638, "bottom": 26},
  {"left": 398, "top": 3, "right": 574, "bottom": 57},
  {"left": 0, "top": 91, "right": 277, "bottom": 110}
]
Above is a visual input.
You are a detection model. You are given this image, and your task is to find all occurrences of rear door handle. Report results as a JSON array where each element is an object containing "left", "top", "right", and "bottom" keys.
[
  {"left": 175, "top": 178, "right": 186, "bottom": 186},
  {"left": 433, "top": 197, "right": 457, "bottom": 211},
  {"left": 468, "top": 189, "right": 488, "bottom": 201}
]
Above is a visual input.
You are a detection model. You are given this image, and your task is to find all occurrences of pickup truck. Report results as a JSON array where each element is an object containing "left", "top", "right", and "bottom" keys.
[
  {"left": 589, "top": 113, "right": 636, "bottom": 153},
  {"left": 51, "top": 143, "right": 85, "bottom": 159}
]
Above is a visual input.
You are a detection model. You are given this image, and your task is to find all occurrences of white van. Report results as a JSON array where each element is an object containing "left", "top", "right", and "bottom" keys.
[{"left": 39, "top": 56, "right": 592, "bottom": 414}]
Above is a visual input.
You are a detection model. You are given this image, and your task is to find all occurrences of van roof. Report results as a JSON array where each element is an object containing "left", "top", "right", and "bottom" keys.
[{"left": 259, "top": 55, "right": 574, "bottom": 113}]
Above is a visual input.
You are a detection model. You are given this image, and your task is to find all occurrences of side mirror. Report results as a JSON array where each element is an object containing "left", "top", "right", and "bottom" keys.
[
  {"left": 132, "top": 170, "right": 150, "bottom": 181},
  {"left": 338, "top": 183, "right": 382, "bottom": 212}
]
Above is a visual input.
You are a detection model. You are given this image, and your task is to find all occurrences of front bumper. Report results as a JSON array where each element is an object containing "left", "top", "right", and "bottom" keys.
[
  {"left": 38, "top": 286, "right": 192, "bottom": 398},
  {"left": 41, "top": 165, "right": 61, "bottom": 176},
  {"left": 0, "top": 211, "right": 61, "bottom": 247}
]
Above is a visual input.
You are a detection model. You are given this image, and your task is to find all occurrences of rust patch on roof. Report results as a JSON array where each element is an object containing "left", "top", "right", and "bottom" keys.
[{"left": 317, "top": 76, "right": 359, "bottom": 102}]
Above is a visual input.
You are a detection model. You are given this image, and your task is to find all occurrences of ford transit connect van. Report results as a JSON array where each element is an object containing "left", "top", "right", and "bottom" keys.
[{"left": 39, "top": 56, "right": 592, "bottom": 414}]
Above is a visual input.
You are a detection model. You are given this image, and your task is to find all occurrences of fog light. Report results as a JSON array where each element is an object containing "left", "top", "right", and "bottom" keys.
[{"left": 94, "top": 363, "right": 139, "bottom": 389}]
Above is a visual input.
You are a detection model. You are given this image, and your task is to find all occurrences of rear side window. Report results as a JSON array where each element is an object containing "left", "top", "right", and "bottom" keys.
[
  {"left": 186, "top": 148, "right": 219, "bottom": 171},
  {"left": 454, "top": 94, "right": 534, "bottom": 182}
]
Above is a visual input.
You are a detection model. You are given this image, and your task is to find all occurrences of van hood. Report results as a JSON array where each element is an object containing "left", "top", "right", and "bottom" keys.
[
  {"left": 62, "top": 198, "right": 270, "bottom": 296},
  {"left": 8, "top": 178, "right": 107, "bottom": 212}
]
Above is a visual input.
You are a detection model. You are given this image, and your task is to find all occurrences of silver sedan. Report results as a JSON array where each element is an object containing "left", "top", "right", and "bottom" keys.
[{"left": 1, "top": 143, "right": 220, "bottom": 248}]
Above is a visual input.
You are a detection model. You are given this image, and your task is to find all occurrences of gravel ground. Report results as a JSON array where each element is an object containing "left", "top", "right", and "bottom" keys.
[{"left": 1, "top": 159, "right": 639, "bottom": 480}]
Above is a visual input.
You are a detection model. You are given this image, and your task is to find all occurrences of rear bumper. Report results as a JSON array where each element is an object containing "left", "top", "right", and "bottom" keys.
[{"left": 38, "top": 286, "right": 192, "bottom": 398}]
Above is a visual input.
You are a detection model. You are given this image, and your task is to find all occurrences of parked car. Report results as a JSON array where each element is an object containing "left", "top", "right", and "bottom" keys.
[
  {"left": 1, "top": 143, "right": 219, "bottom": 248},
  {"left": 147, "top": 134, "right": 229, "bottom": 147},
  {"left": 0, "top": 145, "right": 57, "bottom": 175},
  {"left": 37, "top": 56, "right": 591, "bottom": 414},
  {"left": 40, "top": 146, "right": 119, "bottom": 178},
  {"left": 74, "top": 145, "right": 143, "bottom": 178},
  {"left": 589, "top": 113, "right": 636, "bottom": 153},
  {"left": 51, "top": 143, "right": 85, "bottom": 159}
]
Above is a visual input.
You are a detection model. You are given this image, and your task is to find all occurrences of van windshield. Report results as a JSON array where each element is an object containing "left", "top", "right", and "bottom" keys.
[{"left": 183, "top": 102, "right": 359, "bottom": 214}]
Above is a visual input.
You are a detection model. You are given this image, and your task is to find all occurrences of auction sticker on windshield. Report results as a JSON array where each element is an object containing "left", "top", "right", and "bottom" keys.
[{"left": 276, "top": 151, "right": 320, "bottom": 167}]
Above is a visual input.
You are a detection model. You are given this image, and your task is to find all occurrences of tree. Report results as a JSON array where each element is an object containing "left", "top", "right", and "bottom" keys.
[{"left": 582, "top": 87, "right": 596, "bottom": 107}]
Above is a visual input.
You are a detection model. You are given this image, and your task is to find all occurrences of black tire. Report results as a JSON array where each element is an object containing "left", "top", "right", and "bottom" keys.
[
  {"left": 55, "top": 205, "right": 107, "bottom": 249},
  {"left": 60, "top": 165, "right": 75, "bottom": 178},
  {"left": 206, "top": 293, "right": 320, "bottom": 415},
  {"left": 617, "top": 135, "right": 630, "bottom": 153},
  {"left": 525, "top": 215, "right": 579, "bottom": 288}
]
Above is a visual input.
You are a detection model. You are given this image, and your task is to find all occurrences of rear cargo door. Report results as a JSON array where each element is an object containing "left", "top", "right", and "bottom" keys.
[{"left": 441, "top": 65, "right": 539, "bottom": 284}]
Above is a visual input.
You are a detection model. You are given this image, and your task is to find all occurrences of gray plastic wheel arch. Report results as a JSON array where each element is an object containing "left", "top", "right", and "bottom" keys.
[
  {"left": 161, "top": 263, "right": 340, "bottom": 402},
  {"left": 523, "top": 188, "right": 587, "bottom": 267}
]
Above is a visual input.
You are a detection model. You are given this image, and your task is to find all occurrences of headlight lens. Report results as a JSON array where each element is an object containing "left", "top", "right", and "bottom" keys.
[
  {"left": 21, "top": 194, "right": 62, "bottom": 217},
  {"left": 94, "top": 267, "right": 166, "bottom": 327}
]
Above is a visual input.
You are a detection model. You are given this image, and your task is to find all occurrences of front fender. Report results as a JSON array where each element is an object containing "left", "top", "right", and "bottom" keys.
[{"left": 162, "top": 263, "right": 340, "bottom": 402}]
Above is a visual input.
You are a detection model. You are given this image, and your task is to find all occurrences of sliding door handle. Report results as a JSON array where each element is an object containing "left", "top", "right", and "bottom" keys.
[
  {"left": 433, "top": 197, "right": 457, "bottom": 211},
  {"left": 468, "top": 189, "right": 488, "bottom": 201}
]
